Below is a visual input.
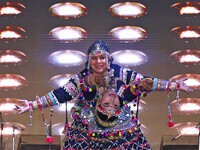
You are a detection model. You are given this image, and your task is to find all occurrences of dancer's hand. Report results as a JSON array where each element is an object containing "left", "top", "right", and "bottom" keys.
[
  {"left": 178, "top": 78, "right": 194, "bottom": 94},
  {"left": 14, "top": 99, "right": 29, "bottom": 114},
  {"left": 138, "top": 78, "right": 153, "bottom": 91},
  {"left": 94, "top": 74, "right": 106, "bottom": 86},
  {"left": 85, "top": 74, "right": 106, "bottom": 87}
]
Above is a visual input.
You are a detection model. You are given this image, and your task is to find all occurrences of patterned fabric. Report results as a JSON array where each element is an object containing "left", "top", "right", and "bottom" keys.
[
  {"left": 63, "top": 124, "right": 150, "bottom": 150},
  {"left": 62, "top": 105, "right": 151, "bottom": 150},
  {"left": 34, "top": 64, "right": 154, "bottom": 149}
]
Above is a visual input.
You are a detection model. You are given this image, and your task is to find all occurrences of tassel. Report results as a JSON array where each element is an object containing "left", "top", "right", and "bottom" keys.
[
  {"left": 167, "top": 92, "right": 174, "bottom": 127},
  {"left": 46, "top": 136, "right": 54, "bottom": 143},
  {"left": 167, "top": 114, "right": 174, "bottom": 127}
]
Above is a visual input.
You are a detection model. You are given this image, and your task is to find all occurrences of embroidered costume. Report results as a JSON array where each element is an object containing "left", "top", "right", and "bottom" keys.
[{"left": 27, "top": 40, "right": 186, "bottom": 150}]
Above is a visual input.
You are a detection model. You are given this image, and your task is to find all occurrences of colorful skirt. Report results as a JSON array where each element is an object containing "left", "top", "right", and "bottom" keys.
[{"left": 63, "top": 125, "right": 150, "bottom": 150}]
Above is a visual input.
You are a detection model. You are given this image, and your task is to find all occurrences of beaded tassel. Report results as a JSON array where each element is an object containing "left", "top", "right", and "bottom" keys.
[
  {"left": 36, "top": 96, "right": 54, "bottom": 143},
  {"left": 28, "top": 101, "right": 33, "bottom": 127},
  {"left": 176, "top": 90, "right": 180, "bottom": 106},
  {"left": 46, "top": 109, "right": 54, "bottom": 143},
  {"left": 166, "top": 92, "right": 174, "bottom": 127}
]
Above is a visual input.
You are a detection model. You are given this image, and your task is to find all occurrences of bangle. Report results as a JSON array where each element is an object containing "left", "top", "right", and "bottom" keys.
[
  {"left": 166, "top": 82, "right": 171, "bottom": 93},
  {"left": 32, "top": 101, "right": 38, "bottom": 110},
  {"left": 175, "top": 81, "right": 181, "bottom": 90},
  {"left": 170, "top": 82, "right": 176, "bottom": 91},
  {"left": 36, "top": 96, "right": 43, "bottom": 110},
  {"left": 29, "top": 101, "right": 33, "bottom": 111}
]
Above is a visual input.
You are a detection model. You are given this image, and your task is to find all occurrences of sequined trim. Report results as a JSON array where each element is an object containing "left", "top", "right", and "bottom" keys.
[{"left": 63, "top": 81, "right": 78, "bottom": 98}]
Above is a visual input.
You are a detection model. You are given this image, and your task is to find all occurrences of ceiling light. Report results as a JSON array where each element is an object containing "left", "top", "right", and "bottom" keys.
[
  {"left": 171, "top": 2, "right": 200, "bottom": 15},
  {"left": 171, "top": 98, "right": 200, "bottom": 114},
  {"left": 170, "top": 74, "right": 200, "bottom": 90},
  {"left": 109, "top": 2, "right": 147, "bottom": 19},
  {"left": 171, "top": 26, "right": 200, "bottom": 39},
  {"left": 49, "top": 26, "right": 87, "bottom": 42},
  {"left": 111, "top": 50, "right": 148, "bottom": 66},
  {"left": 172, "top": 122, "right": 199, "bottom": 135},
  {"left": 0, "top": 2, "right": 25, "bottom": 16},
  {"left": 0, "top": 50, "right": 27, "bottom": 66},
  {"left": 109, "top": 26, "right": 147, "bottom": 42},
  {"left": 0, "top": 122, "right": 25, "bottom": 135},
  {"left": 169, "top": 49, "right": 200, "bottom": 66},
  {"left": 0, "top": 74, "right": 27, "bottom": 91},
  {"left": 49, "top": 50, "right": 86, "bottom": 67},
  {"left": 49, "top": 74, "right": 74, "bottom": 88},
  {"left": 0, "top": 98, "right": 24, "bottom": 115},
  {"left": 0, "top": 26, "right": 26, "bottom": 41},
  {"left": 49, "top": 2, "right": 87, "bottom": 19}
]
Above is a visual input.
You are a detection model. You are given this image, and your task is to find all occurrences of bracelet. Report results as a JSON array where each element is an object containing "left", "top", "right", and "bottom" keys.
[
  {"left": 29, "top": 101, "right": 33, "bottom": 111},
  {"left": 36, "top": 96, "right": 43, "bottom": 110},
  {"left": 175, "top": 81, "right": 181, "bottom": 90},
  {"left": 170, "top": 82, "right": 176, "bottom": 91},
  {"left": 32, "top": 101, "right": 38, "bottom": 110},
  {"left": 166, "top": 82, "right": 171, "bottom": 93}
]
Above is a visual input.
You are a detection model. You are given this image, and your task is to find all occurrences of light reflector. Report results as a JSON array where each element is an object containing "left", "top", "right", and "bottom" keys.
[
  {"left": 0, "top": 74, "right": 27, "bottom": 91},
  {"left": 0, "top": 50, "right": 27, "bottom": 66},
  {"left": 109, "top": 26, "right": 147, "bottom": 42},
  {"left": 0, "top": 26, "right": 26, "bottom": 41},
  {"left": 49, "top": 26, "right": 87, "bottom": 42},
  {"left": 0, "top": 2, "right": 25, "bottom": 16},
  {"left": 109, "top": 2, "right": 147, "bottom": 19},
  {"left": 172, "top": 122, "right": 199, "bottom": 135},
  {"left": 169, "top": 49, "right": 200, "bottom": 66},
  {"left": 49, "top": 2, "right": 87, "bottom": 19},
  {"left": 111, "top": 50, "right": 148, "bottom": 66},
  {"left": 49, "top": 74, "right": 74, "bottom": 88},
  {"left": 170, "top": 74, "right": 200, "bottom": 90},
  {"left": 171, "top": 26, "right": 200, "bottom": 39},
  {"left": 49, "top": 50, "right": 86, "bottom": 67},
  {"left": 171, "top": 98, "right": 200, "bottom": 114},
  {"left": 0, "top": 122, "right": 25, "bottom": 135},
  {"left": 171, "top": 2, "right": 200, "bottom": 15}
]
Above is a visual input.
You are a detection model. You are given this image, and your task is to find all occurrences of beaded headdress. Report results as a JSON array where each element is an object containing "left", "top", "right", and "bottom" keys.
[
  {"left": 86, "top": 40, "right": 113, "bottom": 70},
  {"left": 87, "top": 40, "right": 110, "bottom": 55}
]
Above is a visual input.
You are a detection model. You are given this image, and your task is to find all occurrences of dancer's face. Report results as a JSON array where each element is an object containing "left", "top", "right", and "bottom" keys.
[
  {"left": 90, "top": 52, "right": 107, "bottom": 74},
  {"left": 100, "top": 89, "right": 120, "bottom": 113}
]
